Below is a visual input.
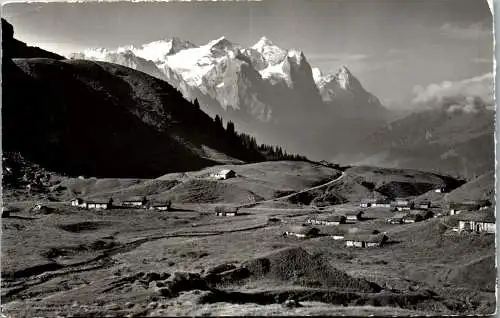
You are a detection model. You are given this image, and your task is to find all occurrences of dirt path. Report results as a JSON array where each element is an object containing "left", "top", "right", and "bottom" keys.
[{"left": 237, "top": 172, "right": 345, "bottom": 208}]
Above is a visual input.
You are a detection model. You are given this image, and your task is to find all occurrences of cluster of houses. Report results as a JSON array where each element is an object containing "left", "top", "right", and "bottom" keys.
[
  {"left": 306, "top": 211, "right": 363, "bottom": 225},
  {"left": 70, "top": 196, "right": 172, "bottom": 211},
  {"left": 283, "top": 211, "right": 389, "bottom": 248},
  {"left": 283, "top": 225, "right": 388, "bottom": 248},
  {"left": 386, "top": 210, "right": 434, "bottom": 224},
  {"left": 360, "top": 198, "right": 431, "bottom": 211}
]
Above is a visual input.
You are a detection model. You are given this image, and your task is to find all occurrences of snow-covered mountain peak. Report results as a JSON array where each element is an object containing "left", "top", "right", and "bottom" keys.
[
  {"left": 207, "top": 36, "right": 239, "bottom": 54},
  {"left": 81, "top": 47, "right": 112, "bottom": 60},
  {"left": 121, "top": 37, "right": 196, "bottom": 63},
  {"left": 287, "top": 49, "right": 306, "bottom": 64},
  {"left": 251, "top": 36, "right": 287, "bottom": 66},
  {"left": 333, "top": 65, "right": 358, "bottom": 90},
  {"left": 252, "top": 36, "right": 275, "bottom": 50},
  {"left": 208, "top": 36, "right": 228, "bottom": 47},
  {"left": 74, "top": 34, "right": 384, "bottom": 119}
]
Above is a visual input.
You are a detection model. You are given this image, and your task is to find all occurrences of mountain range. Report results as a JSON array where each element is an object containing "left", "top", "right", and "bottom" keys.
[
  {"left": 3, "top": 17, "right": 494, "bottom": 180},
  {"left": 73, "top": 36, "right": 390, "bottom": 155},
  {"left": 74, "top": 36, "right": 386, "bottom": 121}
]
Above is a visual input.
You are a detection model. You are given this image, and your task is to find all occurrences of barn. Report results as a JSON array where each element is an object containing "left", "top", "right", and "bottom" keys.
[
  {"left": 391, "top": 198, "right": 414, "bottom": 211},
  {"left": 122, "top": 196, "right": 148, "bottom": 208},
  {"left": 458, "top": 208, "right": 495, "bottom": 234},
  {"left": 86, "top": 199, "right": 113, "bottom": 210},
  {"left": 345, "top": 233, "right": 388, "bottom": 248},
  {"left": 372, "top": 199, "right": 392, "bottom": 208},
  {"left": 306, "top": 215, "right": 346, "bottom": 226}
]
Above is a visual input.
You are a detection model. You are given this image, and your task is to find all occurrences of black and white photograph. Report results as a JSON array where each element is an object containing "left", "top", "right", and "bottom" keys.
[{"left": 1, "top": 0, "right": 496, "bottom": 316}]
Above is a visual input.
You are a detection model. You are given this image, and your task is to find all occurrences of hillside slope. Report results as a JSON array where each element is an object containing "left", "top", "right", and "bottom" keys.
[
  {"left": 444, "top": 171, "right": 495, "bottom": 203},
  {"left": 308, "top": 165, "right": 464, "bottom": 206},
  {"left": 335, "top": 107, "right": 494, "bottom": 179}
]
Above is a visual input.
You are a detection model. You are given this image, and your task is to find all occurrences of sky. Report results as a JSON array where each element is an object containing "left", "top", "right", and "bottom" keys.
[{"left": 1, "top": 0, "right": 493, "bottom": 108}]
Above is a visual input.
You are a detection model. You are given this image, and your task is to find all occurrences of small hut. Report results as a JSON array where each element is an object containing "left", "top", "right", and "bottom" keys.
[
  {"left": 345, "top": 211, "right": 364, "bottom": 223},
  {"left": 386, "top": 212, "right": 406, "bottom": 224},
  {"left": 215, "top": 206, "right": 239, "bottom": 216},
  {"left": 211, "top": 169, "right": 236, "bottom": 180}
]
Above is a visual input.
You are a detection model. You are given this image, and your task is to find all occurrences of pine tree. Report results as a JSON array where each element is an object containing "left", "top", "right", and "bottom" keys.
[{"left": 226, "top": 121, "right": 235, "bottom": 136}]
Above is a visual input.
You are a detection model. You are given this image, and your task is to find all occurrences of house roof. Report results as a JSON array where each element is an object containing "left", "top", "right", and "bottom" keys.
[
  {"left": 344, "top": 233, "right": 388, "bottom": 243},
  {"left": 457, "top": 208, "right": 495, "bottom": 223},
  {"left": 219, "top": 169, "right": 235, "bottom": 174}
]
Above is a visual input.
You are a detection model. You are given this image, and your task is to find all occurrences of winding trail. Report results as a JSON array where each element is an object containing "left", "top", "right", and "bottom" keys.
[{"left": 237, "top": 172, "right": 345, "bottom": 208}]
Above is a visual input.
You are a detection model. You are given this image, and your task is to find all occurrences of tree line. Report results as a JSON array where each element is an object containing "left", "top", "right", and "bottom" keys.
[{"left": 213, "top": 114, "right": 309, "bottom": 162}]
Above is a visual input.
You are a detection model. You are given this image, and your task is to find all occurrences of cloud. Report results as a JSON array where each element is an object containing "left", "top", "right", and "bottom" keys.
[
  {"left": 308, "top": 53, "right": 369, "bottom": 63},
  {"left": 442, "top": 96, "right": 487, "bottom": 114},
  {"left": 412, "top": 73, "right": 494, "bottom": 111},
  {"left": 440, "top": 22, "right": 492, "bottom": 40}
]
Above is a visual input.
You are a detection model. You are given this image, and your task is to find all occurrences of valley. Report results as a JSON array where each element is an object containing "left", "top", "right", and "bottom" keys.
[{"left": 1, "top": 161, "right": 496, "bottom": 316}]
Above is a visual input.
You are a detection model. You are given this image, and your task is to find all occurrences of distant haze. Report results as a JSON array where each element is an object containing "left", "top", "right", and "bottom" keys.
[{"left": 2, "top": 0, "right": 493, "bottom": 108}]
